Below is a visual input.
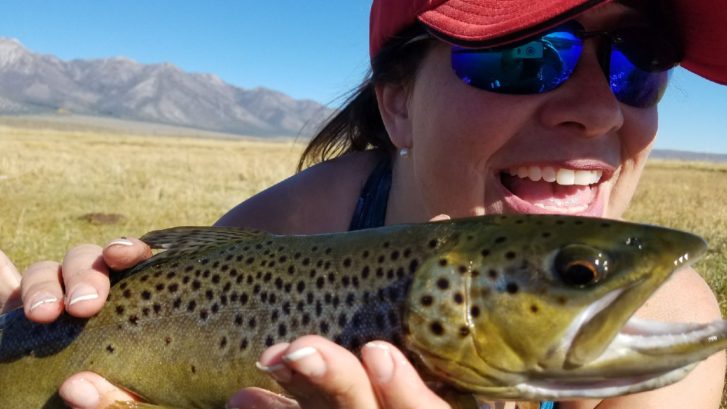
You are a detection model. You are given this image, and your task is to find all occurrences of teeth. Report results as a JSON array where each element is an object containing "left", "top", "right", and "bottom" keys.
[{"left": 507, "top": 166, "right": 603, "bottom": 186}]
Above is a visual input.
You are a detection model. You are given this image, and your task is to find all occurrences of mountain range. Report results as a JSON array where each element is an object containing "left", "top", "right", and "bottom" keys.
[{"left": 0, "top": 38, "right": 334, "bottom": 137}]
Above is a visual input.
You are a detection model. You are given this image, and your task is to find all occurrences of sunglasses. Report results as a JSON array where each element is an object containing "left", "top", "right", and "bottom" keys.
[{"left": 450, "top": 21, "right": 681, "bottom": 108}]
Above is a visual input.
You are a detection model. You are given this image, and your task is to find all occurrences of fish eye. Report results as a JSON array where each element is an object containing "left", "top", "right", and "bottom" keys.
[{"left": 553, "top": 244, "right": 609, "bottom": 287}]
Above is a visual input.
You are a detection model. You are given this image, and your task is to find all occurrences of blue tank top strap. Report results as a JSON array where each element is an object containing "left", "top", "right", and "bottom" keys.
[
  {"left": 348, "top": 154, "right": 392, "bottom": 231},
  {"left": 539, "top": 401, "right": 558, "bottom": 409}
]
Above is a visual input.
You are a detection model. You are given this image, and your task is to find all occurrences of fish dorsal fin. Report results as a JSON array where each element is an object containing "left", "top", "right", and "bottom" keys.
[
  {"left": 140, "top": 226, "right": 268, "bottom": 252},
  {"left": 114, "top": 226, "right": 271, "bottom": 283}
]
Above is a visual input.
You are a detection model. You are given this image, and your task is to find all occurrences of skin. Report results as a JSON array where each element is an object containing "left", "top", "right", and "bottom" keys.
[{"left": 0, "top": 3, "right": 724, "bottom": 409}]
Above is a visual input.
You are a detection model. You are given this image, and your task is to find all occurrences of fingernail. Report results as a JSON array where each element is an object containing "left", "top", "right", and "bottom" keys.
[
  {"left": 363, "top": 342, "right": 395, "bottom": 383},
  {"left": 29, "top": 293, "right": 58, "bottom": 311},
  {"left": 67, "top": 284, "right": 99, "bottom": 306},
  {"left": 255, "top": 360, "right": 292, "bottom": 383},
  {"left": 282, "top": 346, "right": 327, "bottom": 378},
  {"left": 62, "top": 378, "right": 99, "bottom": 408},
  {"left": 108, "top": 238, "right": 134, "bottom": 247}
]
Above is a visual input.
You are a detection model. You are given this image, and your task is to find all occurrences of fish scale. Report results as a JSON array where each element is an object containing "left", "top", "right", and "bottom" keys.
[{"left": 1, "top": 215, "right": 725, "bottom": 409}]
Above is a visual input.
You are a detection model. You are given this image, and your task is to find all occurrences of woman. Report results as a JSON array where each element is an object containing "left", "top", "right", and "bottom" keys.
[{"left": 1, "top": 0, "right": 726, "bottom": 408}]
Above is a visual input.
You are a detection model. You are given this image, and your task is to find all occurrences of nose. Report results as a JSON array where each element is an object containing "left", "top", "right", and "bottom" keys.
[{"left": 537, "top": 44, "right": 625, "bottom": 137}]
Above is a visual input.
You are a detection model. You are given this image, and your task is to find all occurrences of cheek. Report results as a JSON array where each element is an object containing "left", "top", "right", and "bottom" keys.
[
  {"left": 607, "top": 107, "right": 658, "bottom": 217},
  {"left": 407, "top": 57, "right": 533, "bottom": 215}
]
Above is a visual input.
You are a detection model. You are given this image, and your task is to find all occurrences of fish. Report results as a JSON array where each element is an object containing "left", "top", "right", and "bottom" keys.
[{"left": 0, "top": 215, "right": 724, "bottom": 409}]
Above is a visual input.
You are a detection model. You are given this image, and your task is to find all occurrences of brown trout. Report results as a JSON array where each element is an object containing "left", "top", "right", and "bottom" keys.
[{"left": 0, "top": 215, "right": 724, "bottom": 409}]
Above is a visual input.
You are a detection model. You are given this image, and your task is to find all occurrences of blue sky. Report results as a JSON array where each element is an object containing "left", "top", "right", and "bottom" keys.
[{"left": 1, "top": 1, "right": 725, "bottom": 153}]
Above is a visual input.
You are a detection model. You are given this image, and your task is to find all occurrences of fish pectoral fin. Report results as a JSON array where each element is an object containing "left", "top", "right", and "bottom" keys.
[{"left": 104, "top": 401, "right": 187, "bottom": 409}]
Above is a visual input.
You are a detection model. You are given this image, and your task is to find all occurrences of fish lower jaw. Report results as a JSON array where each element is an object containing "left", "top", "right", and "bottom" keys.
[{"left": 512, "top": 364, "right": 696, "bottom": 400}]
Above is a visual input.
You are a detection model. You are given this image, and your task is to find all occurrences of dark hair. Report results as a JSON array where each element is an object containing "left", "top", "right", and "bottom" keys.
[{"left": 297, "top": 24, "right": 432, "bottom": 171}]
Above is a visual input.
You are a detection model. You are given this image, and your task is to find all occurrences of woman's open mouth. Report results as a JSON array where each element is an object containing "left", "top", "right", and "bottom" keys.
[{"left": 498, "top": 164, "right": 612, "bottom": 216}]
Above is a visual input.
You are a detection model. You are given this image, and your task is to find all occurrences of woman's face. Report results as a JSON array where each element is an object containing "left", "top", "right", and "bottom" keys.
[{"left": 390, "top": 3, "right": 659, "bottom": 222}]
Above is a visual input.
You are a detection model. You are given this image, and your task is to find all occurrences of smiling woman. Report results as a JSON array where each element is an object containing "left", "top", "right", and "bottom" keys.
[{"left": 1, "top": 0, "right": 726, "bottom": 409}]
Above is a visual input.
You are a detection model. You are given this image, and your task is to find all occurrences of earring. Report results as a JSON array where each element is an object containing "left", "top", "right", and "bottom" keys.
[{"left": 399, "top": 147, "right": 410, "bottom": 158}]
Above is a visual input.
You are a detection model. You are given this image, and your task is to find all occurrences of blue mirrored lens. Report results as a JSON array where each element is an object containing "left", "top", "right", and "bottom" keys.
[
  {"left": 452, "top": 29, "right": 582, "bottom": 94},
  {"left": 609, "top": 44, "right": 670, "bottom": 108}
]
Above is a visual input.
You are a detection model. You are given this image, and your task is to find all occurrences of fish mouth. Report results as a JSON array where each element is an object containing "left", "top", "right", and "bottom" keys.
[{"left": 497, "top": 163, "right": 613, "bottom": 216}]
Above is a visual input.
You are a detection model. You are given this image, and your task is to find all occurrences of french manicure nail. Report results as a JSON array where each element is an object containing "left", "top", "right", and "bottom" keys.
[
  {"left": 363, "top": 342, "right": 395, "bottom": 383},
  {"left": 67, "top": 284, "right": 99, "bottom": 306},
  {"left": 282, "top": 346, "right": 327, "bottom": 377},
  {"left": 29, "top": 293, "right": 58, "bottom": 311},
  {"left": 255, "top": 361, "right": 292, "bottom": 383},
  {"left": 107, "top": 238, "right": 134, "bottom": 247}
]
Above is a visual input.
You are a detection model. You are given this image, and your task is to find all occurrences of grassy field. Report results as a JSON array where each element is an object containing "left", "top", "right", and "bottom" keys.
[{"left": 1, "top": 124, "right": 727, "bottom": 405}]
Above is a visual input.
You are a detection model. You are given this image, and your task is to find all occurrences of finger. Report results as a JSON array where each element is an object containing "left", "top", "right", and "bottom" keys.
[
  {"left": 227, "top": 387, "right": 299, "bottom": 409},
  {"left": 58, "top": 371, "right": 139, "bottom": 409},
  {"left": 103, "top": 237, "right": 152, "bottom": 271},
  {"left": 0, "top": 250, "right": 22, "bottom": 312},
  {"left": 430, "top": 214, "right": 451, "bottom": 222},
  {"left": 21, "top": 261, "right": 64, "bottom": 323},
  {"left": 62, "top": 245, "right": 110, "bottom": 318},
  {"left": 256, "top": 336, "right": 379, "bottom": 409},
  {"left": 361, "top": 341, "right": 451, "bottom": 409}
]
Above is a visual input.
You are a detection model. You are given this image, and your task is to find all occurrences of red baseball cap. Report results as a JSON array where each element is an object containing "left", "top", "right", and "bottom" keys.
[{"left": 370, "top": 0, "right": 727, "bottom": 85}]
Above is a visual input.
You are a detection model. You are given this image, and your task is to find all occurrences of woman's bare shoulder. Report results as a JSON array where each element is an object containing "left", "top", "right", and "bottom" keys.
[{"left": 214, "top": 150, "right": 385, "bottom": 234}]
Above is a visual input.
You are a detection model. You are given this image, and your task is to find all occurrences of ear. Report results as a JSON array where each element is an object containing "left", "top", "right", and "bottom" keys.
[{"left": 375, "top": 82, "right": 413, "bottom": 150}]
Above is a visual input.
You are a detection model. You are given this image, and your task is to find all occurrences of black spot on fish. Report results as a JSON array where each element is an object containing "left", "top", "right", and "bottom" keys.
[
  {"left": 106, "top": 344, "right": 115, "bottom": 353},
  {"left": 156, "top": 283, "right": 165, "bottom": 291},
  {"left": 506, "top": 251, "right": 517, "bottom": 260},
  {"left": 249, "top": 317, "right": 257, "bottom": 329},
  {"left": 168, "top": 283, "right": 179, "bottom": 293},
  {"left": 542, "top": 232, "right": 552, "bottom": 238},
  {"left": 191, "top": 365, "right": 197, "bottom": 374},
  {"left": 278, "top": 323, "right": 288, "bottom": 337},
  {"left": 165, "top": 336, "right": 172, "bottom": 345},
  {"left": 219, "top": 337, "right": 228, "bottom": 349},
  {"left": 495, "top": 236, "right": 507, "bottom": 244},
  {"left": 240, "top": 293, "right": 249, "bottom": 305},
  {"left": 361, "top": 266, "right": 370, "bottom": 278},
  {"left": 123, "top": 289, "right": 132, "bottom": 299},
  {"left": 470, "top": 305, "right": 481, "bottom": 318},
  {"left": 421, "top": 295, "right": 433, "bottom": 306},
  {"left": 211, "top": 303, "right": 220, "bottom": 314},
  {"left": 187, "top": 300, "right": 197, "bottom": 312},
  {"left": 192, "top": 280, "right": 201, "bottom": 290},
  {"left": 199, "top": 309, "right": 209, "bottom": 321},
  {"left": 428, "top": 239, "right": 438, "bottom": 249},
  {"left": 142, "top": 307, "right": 150, "bottom": 317},
  {"left": 481, "top": 249, "right": 491, "bottom": 257},
  {"left": 297, "top": 281, "right": 306, "bottom": 293},
  {"left": 362, "top": 250, "right": 370, "bottom": 258},
  {"left": 320, "top": 321, "right": 330, "bottom": 334},
  {"left": 240, "top": 338, "right": 249, "bottom": 350},
  {"left": 128, "top": 315, "right": 139, "bottom": 326},
  {"left": 153, "top": 303, "right": 162, "bottom": 314},
  {"left": 530, "top": 304, "right": 539, "bottom": 313},
  {"left": 377, "top": 255, "right": 386, "bottom": 264},
  {"left": 458, "top": 265, "right": 468, "bottom": 274},
  {"left": 343, "top": 258, "right": 352, "bottom": 267},
  {"left": 390, "top": 251, "right": 400, "bottom": 261},
  {"left": 439, "top": 258, "right": 448, "bottom": 267},
  {"left": 430, "top": 321, "right": 444, "bottom": 336},
  {"left": 212, "top": 274, "right": 221, "bottom": 284},
  {"left": 316, "top": 276, "right": 325, "bottom": 289},
  {"left": 235, "top": 314, "right": 243, "bottom": 326},
  {"left": 436, "top": 278, "right": 450, "bottom": 290},
  {"left": 409, "top": 259, "right": 419, "bottom": 273},
  {"left": 506, "top": 283, "right": 519, "bottom": 294},
  {"left": 338, "top": 312, "right": 347, "bottom": 327},
  {"left": 115, "top": 305, "right": 125, "bottom": 315},
  {"left": 453, "top": 292, "right": 464, "bottom": 304},
  {"left": 206, "top": 290, "right": 214, "bottom": 301},
  {"left": 459, "top": 326, "right": 470, "bottom": 337}
]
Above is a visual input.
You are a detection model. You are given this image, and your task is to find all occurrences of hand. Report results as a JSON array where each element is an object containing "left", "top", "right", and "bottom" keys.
[
  {"left": 2, "top": 238, "right": 152, "bottom": 408},
  {"left": 228, "top": 336, "right": 451, "bottom": 409},
  {"left": 0, "top": 249, "right": 22, "bottom": 313}
]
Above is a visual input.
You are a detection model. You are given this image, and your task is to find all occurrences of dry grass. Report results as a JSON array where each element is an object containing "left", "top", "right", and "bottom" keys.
[
  {"left": 0, "top": 124, "right": 303, "bottom": 269},
  {"left": 1, "top": 123, "right": 726, "bottom": 406}
]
